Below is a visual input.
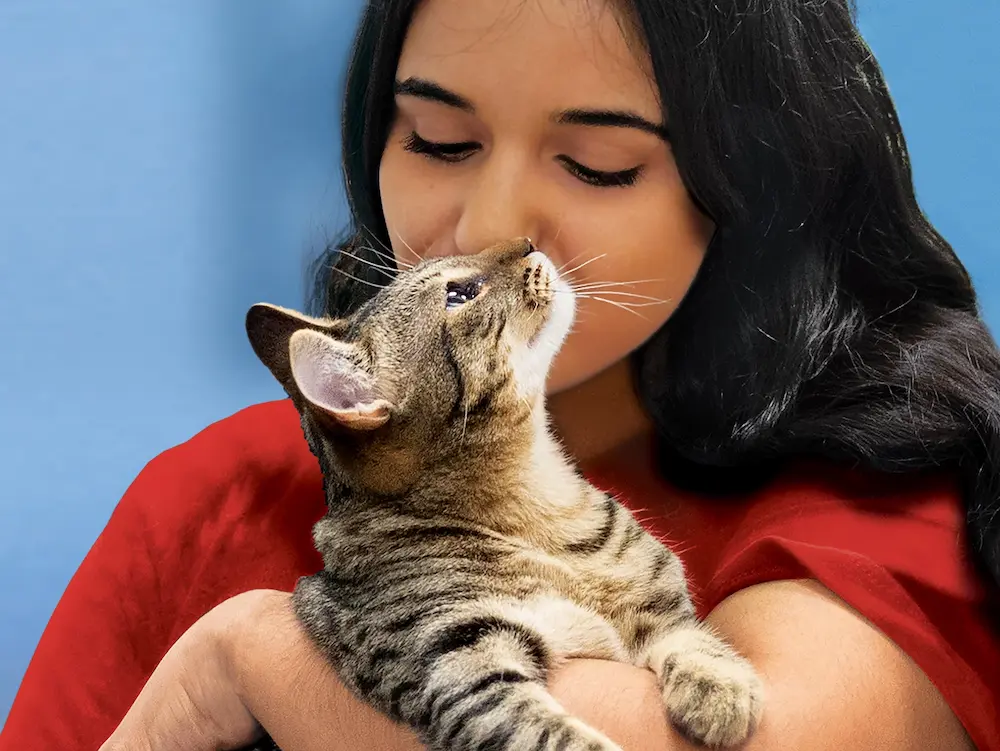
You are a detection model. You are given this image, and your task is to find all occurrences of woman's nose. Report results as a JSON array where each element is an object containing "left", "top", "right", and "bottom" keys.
[{"left": 452, "top": 156, "right": 545, "bottom": 257}]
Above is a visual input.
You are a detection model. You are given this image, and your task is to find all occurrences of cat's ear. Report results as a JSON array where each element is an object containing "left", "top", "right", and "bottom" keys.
[
  {"left": 246, "top": 303, "right": 346, "bottom": 391},
  {"left": 246, "top": 303, "right": 390, "bottom": 431},
  {"left": 287, "top": 329, "right": 391, "bottom": 431}
]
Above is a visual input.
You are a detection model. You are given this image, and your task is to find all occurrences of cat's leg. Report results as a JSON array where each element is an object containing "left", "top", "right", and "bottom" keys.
[
  {"left": 634, "top": 621, "right": 763, "bottom": 748},
  {"left": 589, "top": 512, "right": 764, "bottom": 748},
  {"left": 294, "top": 573, "right": 623, "bottom": 751},
  {"left": 405, "top": 604, "right": 625, "bottom": 751}
]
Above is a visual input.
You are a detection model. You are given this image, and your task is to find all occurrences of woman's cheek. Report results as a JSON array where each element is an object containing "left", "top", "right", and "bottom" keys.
[{"left": 380, "top": 152, "right": 463, "bottom": 262}]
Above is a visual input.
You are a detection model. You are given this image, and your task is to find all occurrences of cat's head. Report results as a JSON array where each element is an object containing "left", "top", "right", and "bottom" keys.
[{"left": 246, "top": 238, "right": 575, "bottom": 495}]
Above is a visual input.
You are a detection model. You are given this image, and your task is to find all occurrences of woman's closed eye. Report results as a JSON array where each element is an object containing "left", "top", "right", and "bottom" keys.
[
  {"left": 403, "top": 131, "right": 479, "bottom": 163},
  {"left": 401, "top": 131, "right": 644, "bottom": 189}
]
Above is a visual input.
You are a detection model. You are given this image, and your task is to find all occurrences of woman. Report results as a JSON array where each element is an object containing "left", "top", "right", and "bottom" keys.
[{"left": 3, "top": 0, "right": 998, "bottom": 749}]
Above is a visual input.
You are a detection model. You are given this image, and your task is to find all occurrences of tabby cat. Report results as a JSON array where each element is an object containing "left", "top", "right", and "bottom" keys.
[{"left": 244, "top": 237, "right": 763, "bottom": 750}]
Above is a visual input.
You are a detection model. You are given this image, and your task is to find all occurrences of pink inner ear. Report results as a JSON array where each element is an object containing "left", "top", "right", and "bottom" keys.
[
  {"left": 289, "top": 332, "right": 376, "bottom": 413},
  {"left": 309, "top": 369, "right": 372, "bottom": 411}
]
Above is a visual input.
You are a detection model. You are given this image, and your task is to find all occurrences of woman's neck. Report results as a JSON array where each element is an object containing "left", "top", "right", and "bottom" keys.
[{"left": 546, "top": 358, "right": 655, "bottom": 467}]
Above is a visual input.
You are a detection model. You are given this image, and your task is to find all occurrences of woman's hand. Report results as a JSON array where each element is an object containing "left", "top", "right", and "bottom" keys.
[
  {"left": 98, "top": 589, "right": 426, "bottom": 751},
  {"left": 98, "top": 592, "right": 268, "bottom": 751}
]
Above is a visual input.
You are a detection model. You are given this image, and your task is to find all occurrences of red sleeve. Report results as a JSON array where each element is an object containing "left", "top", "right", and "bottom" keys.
[
  {"left": 700, "top": 467, "right": 1000, "bottom": 751},
  {"left": 0, "top": 448, "right": 188, "bottom": 751},
  {"left": 0, "top": 400, "right": 324, "bottom": 751}
]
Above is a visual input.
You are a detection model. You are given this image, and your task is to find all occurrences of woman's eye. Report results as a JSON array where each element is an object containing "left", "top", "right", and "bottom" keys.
[
  {"left": 557, "top": 155, "right": 643, "bottom": 188},
  {"left": 401, "top": 132, "right": 641, "bottom": 188},
  {"left": 446, "top": 278, "right": 484, "bottom": 310},
  {"left": 402, "top": 132, "right": 479, "bottom": 163}
]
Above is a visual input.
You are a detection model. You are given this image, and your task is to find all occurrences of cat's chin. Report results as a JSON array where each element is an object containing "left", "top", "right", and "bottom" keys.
[
  {"left": 534, "top": 276, "right": 576, "bottom": 351},
  {"left": 514, "top": 278, "right": 576, "bottom": 398}
]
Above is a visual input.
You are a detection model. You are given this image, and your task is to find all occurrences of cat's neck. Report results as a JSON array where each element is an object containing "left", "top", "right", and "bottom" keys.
[{"left": 406, "top": 405, "right": 605, "bottom": 547}]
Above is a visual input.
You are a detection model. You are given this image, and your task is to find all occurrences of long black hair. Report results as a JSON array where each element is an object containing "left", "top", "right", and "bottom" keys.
[{"left": 309, "top": 0, "right": 1000, "bottom": 593}]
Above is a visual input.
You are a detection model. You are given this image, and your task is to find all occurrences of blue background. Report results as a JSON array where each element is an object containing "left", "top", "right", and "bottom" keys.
[{"left": 0, "top": 0, "right": 996, "bottom": 726}]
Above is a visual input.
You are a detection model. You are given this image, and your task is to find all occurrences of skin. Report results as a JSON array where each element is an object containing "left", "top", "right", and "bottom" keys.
[{"left": 100, "top": 0, "right": 974, "bottom": 749}]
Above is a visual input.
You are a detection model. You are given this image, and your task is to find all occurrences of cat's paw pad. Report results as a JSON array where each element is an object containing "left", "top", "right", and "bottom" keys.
[{"left": 663, "top": 658, "right": 763, "bottom": 748}]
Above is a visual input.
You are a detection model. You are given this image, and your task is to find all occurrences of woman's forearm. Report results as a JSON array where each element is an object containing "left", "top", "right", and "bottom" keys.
[
  {"left": 225, "top": 590, "right": 423, "bottom": 751},
  {"left": 225, "top": 590, "right": 683, "bottom": 751}
]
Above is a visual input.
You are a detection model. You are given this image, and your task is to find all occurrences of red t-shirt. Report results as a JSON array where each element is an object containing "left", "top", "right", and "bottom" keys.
[{"left": 2, "top": 399, "right": 998, "bottom": 749}]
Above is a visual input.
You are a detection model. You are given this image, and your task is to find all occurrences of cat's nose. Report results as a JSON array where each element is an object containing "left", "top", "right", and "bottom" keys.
[{"left": 522, "top": 238, "right": 536, "bottom": 257}]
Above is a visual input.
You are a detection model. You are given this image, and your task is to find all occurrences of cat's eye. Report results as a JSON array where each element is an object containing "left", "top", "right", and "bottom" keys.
[{"left": 446, "top": 278, "right": 484, "bottom": 310}]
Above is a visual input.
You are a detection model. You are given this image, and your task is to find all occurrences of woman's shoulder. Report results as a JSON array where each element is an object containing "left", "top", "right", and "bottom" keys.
[
  {"left": 600, "top": 454, "right": 989, "bottom": 608},
  {"left": 0, "top": 400, "right": 326, "bottom": 750},
  {"left": 140, "top": 398, "right": 317, "bottom": 490},
  {"left": 606, "top": 456, "right": 1000, "bottom": 749},
  {"left": 107, "top": 398, "right": 326, "bottom": 629},
  {"left": 123, "top": 396, "right": 325, "bottom": 544}
]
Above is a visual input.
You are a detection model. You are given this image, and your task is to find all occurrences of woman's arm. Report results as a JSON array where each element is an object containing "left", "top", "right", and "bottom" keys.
[{"left": 102, "top": 582, "right": 974, "bottom": 751}]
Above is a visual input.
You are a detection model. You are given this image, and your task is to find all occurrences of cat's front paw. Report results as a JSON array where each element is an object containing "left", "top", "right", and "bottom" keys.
[{"left": 662, "top": 653, "right": 763, "bottom": 748}]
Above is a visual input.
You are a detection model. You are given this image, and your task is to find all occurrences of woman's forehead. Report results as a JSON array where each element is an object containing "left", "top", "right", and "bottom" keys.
[{"left": 396, "top": 0, "right": 659, "bottom": 119}]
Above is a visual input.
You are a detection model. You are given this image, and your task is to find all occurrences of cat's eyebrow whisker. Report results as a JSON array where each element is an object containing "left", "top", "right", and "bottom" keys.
[
  {"left": 368, "top": 244, "right": 414, "bottom": 271},
  {"left": 359, "top": 224, "right": 408, "bottom": 264},
  {"left": 337, "top": 247, "right": 398, "bottom": 277},
  {"left": 392, "top": 228, "right": 425, "bottom": 266},
  {"left": 363, "top": 240, "right": 414, "bottom": 272},
  {"left": 331, "top": 265, "right": 389, "bottom": 290}
]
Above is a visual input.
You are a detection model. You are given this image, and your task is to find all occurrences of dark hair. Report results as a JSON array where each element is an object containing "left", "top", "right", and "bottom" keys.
[{"left": 309, "top": 0, "right": 1000, "bottom": 595}]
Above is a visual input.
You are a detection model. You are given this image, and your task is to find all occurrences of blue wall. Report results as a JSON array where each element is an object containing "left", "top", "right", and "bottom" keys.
[{"left": 0, "top": 0, "right": 996, "bottom": 726}]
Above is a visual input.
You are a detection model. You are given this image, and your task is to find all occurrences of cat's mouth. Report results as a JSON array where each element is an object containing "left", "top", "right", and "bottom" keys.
[{"left": 523, "top": 256, "right": 575, "bottom": 353}]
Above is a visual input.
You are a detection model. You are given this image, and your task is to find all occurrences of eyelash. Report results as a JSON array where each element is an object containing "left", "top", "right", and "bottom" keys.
[{"left": 401, "top": 131, "right": 643, "bottom": 189}]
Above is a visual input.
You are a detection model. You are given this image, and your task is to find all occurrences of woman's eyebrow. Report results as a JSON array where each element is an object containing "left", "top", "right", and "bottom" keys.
[
  {"left": 556, "top": 109, "right": 670, "bottom": 141},
  {"left": 394, "top": 77, "right": 669, "bottom": 141},
  {"left": 394, "top": 78, "right": 474, "bottom": 112}
]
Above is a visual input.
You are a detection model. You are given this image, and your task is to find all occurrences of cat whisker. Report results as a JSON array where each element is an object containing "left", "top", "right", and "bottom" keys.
[
  {"left": 571, "top": 290, "right": 670, "bottom": 306},
  {"left": 331, "top": 265, "right": 389, "bottom": 290},
  {"left": 391, "top": 227, "right": 425, "bottom": 267},
  {"left": 555, "top": 247, "right": 599, "bottom": 277},
  {"left": 555, "top": 248, "right": 587, "bottom": 274},
  {"left": 559, "top": 254, "right": 607, "bottom": 279},
  {"left": 359, "top": 224, "right": 412, "bottom": 268},
  {"left": 368, "top": 242, "right": 413, "bottom": 271},
  {"left": 570, "top": 278, "right": 666, "bottom": 292},
  {"left": 337, "top": 247, "right": 398, "bottom": 277},
  {"left": 575, "top": 290, "right": 669, "bottom": 304},
  {"left": 577, "top": 295, "right": 653, "bottom": 319}
]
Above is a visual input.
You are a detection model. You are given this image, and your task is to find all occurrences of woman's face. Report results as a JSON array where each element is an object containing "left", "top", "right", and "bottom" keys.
[{"left": 379, "top": 0, "right": 713, "bottom": 395}]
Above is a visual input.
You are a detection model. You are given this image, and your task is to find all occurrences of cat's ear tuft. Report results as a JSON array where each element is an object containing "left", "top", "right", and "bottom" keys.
[
  {"left": 288, "top": 329, "right": 392, "bottom": 431},
  {"left": 246, "top": 303, "right": 347, "bottom": 394}
]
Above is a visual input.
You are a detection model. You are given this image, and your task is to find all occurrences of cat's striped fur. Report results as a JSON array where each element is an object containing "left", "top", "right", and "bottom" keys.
[{"left": 245, "top": 238, "right": 763, "bottom": 750}]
